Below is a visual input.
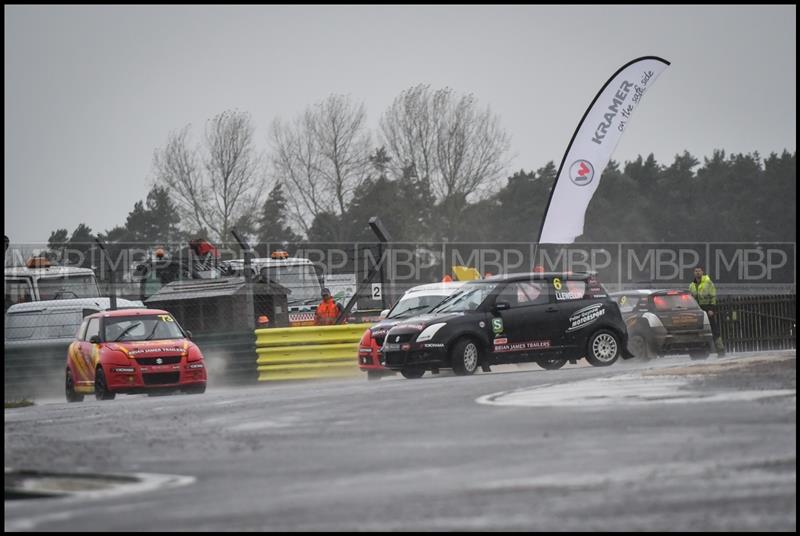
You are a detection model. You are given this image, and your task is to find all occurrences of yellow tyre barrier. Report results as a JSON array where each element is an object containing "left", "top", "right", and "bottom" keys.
[{"left": 255, "top": 323, "right": 371, "bottom": 382}]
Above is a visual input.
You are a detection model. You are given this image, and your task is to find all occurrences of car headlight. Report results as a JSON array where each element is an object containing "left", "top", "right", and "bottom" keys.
[{"left": 416, "top": 323, "right": 447, "bottom": 343}]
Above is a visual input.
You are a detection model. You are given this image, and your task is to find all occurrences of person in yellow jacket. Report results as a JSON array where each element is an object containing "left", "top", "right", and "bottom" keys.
[{"left": 689, "top": 266, "right": 725, "bottom": 356}]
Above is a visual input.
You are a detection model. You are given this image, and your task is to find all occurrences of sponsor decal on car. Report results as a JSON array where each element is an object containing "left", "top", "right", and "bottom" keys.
[
  {"left": 492, "top": 318, "right": 504, "bottom": 334},
  {"left": 555, "top": 289, "right": 584, "bottom": 300},
  {"left": 671, "top": 313, "right": 698, "bottom": 326},
  {"left": 127, "top": 346, "right": 185, "bottom": 355},
  {"left": 423, "top": 343, "right": 445, "bottom": 348},
  {"left": 493, "top": 337, "right": 508, "bottom": 345},
  {"left": 567, "top": 303, "right": 606, "bottom": 332},
  {"left": 493, "top": 340, "right": 551, "bottom": 353}
]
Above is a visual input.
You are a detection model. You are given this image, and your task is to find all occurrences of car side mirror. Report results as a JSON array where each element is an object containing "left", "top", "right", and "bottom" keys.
[
  {"left": 89, "top": 335, "right": 102, "bottom": 344},
  {"left": 379, "top": 309, "right": 389, "bottom": 319},
  {"left": 185, "top": 330, "right": 193, "bottom": 340},
  {"left": 494, "top": 301, "right": 510, "bottom": 312}
]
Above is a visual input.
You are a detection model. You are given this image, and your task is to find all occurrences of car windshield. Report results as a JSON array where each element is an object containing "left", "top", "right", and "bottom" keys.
[
  {"left": 431, "top": 283, "right": 498, "bottom": 313},
  {"left": 37, "top": 275, "right": 100, "bottom": 300},
  {"left": 388, "top": 294, "right": 450, "bottom": 319},
  {"left": 260, "top": 265, "right": 321, "bottom": 305},
  {"left": 104, "top": 314, "right": 185, "bottom": 341}
]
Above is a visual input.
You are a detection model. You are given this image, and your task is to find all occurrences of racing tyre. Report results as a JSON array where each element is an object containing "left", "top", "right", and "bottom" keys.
[
  {"left": 66, "top": 370, "right": 84, "bottom": 403},
  {"left": 585, "top": 330, "right": 621, "bottom": 367},
  {"left": 182, "top": 383, "right": 207, "bottom": 394},
  {"left": 539, "top": 358, "right": 567, "bottom": 370},
  {"left": 451, "top": 338, "right": 480, "bottom": 376},
  {"left": 94, "top": 368, "right": 116, "bottom": 400},
  {"left": 400, "top": 367, "right": 425, "bottom": 379},
  {"left": 689, "top": 349, "right": 710, "bottom": 360},
  {"left": 628, "top": 334, "right": 655, "bottom": 360}
]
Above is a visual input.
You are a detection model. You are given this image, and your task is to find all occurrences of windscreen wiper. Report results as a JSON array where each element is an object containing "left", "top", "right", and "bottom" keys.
[
  {"left": 144, "top": 322, "right": 161, "bottom": 340},
  {"left": 114, "top": 322, "right": 142, "bottom": 342},
  {"left": 393, "top": 304, "right": 433, "bottom": 318}
]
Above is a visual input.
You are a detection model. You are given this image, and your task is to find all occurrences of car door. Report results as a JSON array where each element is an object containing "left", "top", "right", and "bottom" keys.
[
  {"left": 77, "top": 317, "right": 101, "bottom": 383},
  {"left": 490, "top": 280, "right": 562, "bottom": 358},
  {"left": 559, "top": 278, "right": 610, "bottom": 354}
]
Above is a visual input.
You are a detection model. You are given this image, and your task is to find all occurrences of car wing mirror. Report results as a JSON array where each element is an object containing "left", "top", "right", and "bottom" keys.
[
  {"left": 379, "top": 309, "right": 389, "bottom": 319},
  {"left": 185, "top": 330, "right": 193, "bottom": 340},
  {"left": 494, "top": 301, "right": 510, "bottom": 312},
  {"left": 89, "top": 335, "right": 102, "bottom": 344}
]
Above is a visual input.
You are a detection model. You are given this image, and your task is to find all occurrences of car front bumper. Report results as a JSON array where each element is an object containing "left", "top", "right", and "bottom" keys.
[
  {"left": 380, "top": 344, "right": 449, "bottom": 370},
  {"left": 105, "top": 363, "right": 207, "bottom": 392}
]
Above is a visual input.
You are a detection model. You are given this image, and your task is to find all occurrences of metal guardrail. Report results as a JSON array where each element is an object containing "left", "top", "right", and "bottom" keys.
[
  {"left": 717, "top": 294, "right": 796, "bottom": 353},
  {"left": 255, "top": 323, "right": 371, "bottom": 381}
]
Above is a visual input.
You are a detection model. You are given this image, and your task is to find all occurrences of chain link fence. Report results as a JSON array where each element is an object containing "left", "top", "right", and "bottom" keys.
[{"left": 4, "top": 240, "right": 796, "bottom": 401}]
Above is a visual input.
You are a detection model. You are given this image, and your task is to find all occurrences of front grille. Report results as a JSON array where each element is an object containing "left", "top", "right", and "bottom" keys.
[
  {"left": 136, "top": 356, "right": 182, "bottom": 366},
  {"left": 142, "top": 372, "right": 180, "bottom": 385},
  {"left": 383, "top": 352, "right": 408, "bottom": 367},
  {"left": 385, "top": 333, "right": 415, "bottom": 344}
]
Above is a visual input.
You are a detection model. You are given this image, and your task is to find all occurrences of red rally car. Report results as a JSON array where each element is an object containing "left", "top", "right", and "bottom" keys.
[{"left": 65, "top": 308, "right": 207, "bottom": 402}]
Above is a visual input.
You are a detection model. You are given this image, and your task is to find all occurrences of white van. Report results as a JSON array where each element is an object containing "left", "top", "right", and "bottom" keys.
[{"left": 5, "top": 297, "right": 144, "bottom": 344}]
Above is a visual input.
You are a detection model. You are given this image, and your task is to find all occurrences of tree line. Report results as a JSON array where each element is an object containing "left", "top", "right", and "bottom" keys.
[
  {"left": 47, "top": 148, "right": 795, "bottom": 256},
  {"left": 44, "top": 83, "right": 795, "bottom": 256}
]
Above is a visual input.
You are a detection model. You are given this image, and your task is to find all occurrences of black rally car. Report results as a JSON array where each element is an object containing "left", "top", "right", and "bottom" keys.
[{"left": 380, "top": 272, "right": 632, "bottom": 379}]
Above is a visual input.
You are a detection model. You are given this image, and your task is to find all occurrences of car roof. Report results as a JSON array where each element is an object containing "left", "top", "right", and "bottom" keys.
[
  {"left": 4, "top": 265, "right": 96, "bottom": 277},
  {"left": 402, "top": 281, "right": 467, "bottom": 295},
  {"left": 91, "top": 308, "right": 172, "bottom": 319},
  {"left": 477, "top": 272, "right": 596, "bottom": 282},
  {"left": 5, "top": 297, "right": 145, "bottom": 314},
  {"left": 609, "top": 289, "right": 689, "bottom": 296},
  {"left": 227, "top": 257, "right": 314, "bottom": 266}
]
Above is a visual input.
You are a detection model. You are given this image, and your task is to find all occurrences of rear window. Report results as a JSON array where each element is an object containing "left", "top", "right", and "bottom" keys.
[
  {"left": 652, "top": 293, "right": 700, "bottom": 311},
  {"left": 614, "top": 294, "right": 641, "bottom": 313},
  {"left": 553, "top": 279, "right": 586, "bottom": 301}
]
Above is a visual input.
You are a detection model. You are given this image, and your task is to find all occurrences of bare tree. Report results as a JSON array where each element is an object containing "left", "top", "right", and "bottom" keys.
[
  {"left": 153, "top": 110, "right": 265, "bottom": 243},
  {"left": 379, "top": 84, "right": 512, "bottom": 239},
  {"left": 381, "top": 85, "right": 511, "bottom": 191},
  {"left": 269, "top": 94, "right": 372, "bottom": 235},
  {"left": 379, "top": 84, "right": 439, "bottom": 186}
]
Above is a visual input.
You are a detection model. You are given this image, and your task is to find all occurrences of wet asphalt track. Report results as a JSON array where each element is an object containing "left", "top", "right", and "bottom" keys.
[{"left": 4, "top": 350, "right": 796, "bottom": 531}]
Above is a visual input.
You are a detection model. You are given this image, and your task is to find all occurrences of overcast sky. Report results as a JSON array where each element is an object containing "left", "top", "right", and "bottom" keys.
[{"left": 4, "top": 5, "right": 796, "bottom": 244}]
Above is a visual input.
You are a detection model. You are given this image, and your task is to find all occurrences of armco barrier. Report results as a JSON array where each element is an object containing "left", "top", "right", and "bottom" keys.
[{"left": 255, "top": 323, "right": 372, "bottom": 381}]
